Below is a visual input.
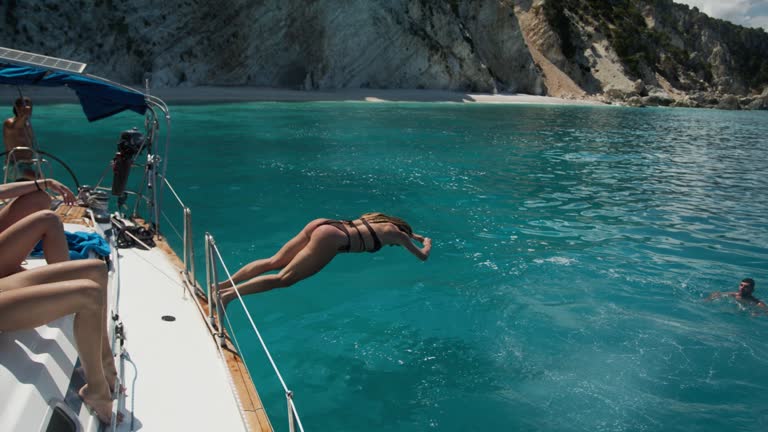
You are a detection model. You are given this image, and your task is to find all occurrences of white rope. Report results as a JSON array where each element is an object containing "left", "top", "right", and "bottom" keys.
[
  {"left": 121, "top": 229, "right": 154, "bottom": 252},
  {"left": 212, "top": 243, "right": 305, "bottom": 431},
  {"left": 106, "top": 223, "right": 124, "bottom": 432},
  {"left": 162, "top": 176, "right": 185, "bottom": 210},
  {"left": 86, "top": 208, "right": 98, "bottom": 228},
  {"left": 108, "top": 222, "right": 122, "bottom": 318},
  {"left": 123, "top": 247, "right": 188, "bottom": 289},
  {"left": 210, "top": 244, "right": 293, "bottom": 395},
  {"left": 114, "top": 243, "right": 247, "bottom": 431},
  {"left": 160, "top": 209, "right": 183, "bottom": 243},
  {"left": 110, "top": 222, "right": 214, "bottom": 336},
  {"left": 112, "top": 224, "right": 304, "bottom": 430},
  {"left": 122, "top": 350, "right": 139, "bottom": 432},
  {"left": 116, "top": 238, "right": 220, "bottom": 344},
  {"left": 290, "top": 398, "right": 306, "bottom": 432}
]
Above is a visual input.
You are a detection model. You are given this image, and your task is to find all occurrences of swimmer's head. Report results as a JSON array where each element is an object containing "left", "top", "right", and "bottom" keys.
[{"left": 739, "top": 278, "right": 755, "bottom": 296}]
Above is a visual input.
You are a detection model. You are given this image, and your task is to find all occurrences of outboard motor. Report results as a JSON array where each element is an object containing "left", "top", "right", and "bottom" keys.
[{"left": 111, "top": 128, "right": 144, "bottom": 196}]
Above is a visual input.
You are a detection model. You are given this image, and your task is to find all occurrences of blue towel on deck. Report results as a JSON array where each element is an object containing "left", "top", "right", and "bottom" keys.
[{"left": 31, "top": 231, "right": 111, "bottom": 260}]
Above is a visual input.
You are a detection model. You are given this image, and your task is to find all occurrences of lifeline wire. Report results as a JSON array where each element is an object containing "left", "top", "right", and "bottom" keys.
[
  {"left": 211, "top": 243, "right": 306, "bottom": 432},
  {"left": 211, "top": 244, "right": 289, "bottom": 390},
  {"left": 160, "top": 209, "right": 183, "bottom": 242}
]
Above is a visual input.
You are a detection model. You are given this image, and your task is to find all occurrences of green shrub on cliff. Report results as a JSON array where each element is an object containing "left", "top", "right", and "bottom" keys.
[
  {"left": 542, "top": 0, "right": 576, "bottom": 59},
  {"left": 543, "top": 0, "right": 663, "bottom": 77},
  {"left": 542, "top": 0, "right": 768, "bottom": 91}
]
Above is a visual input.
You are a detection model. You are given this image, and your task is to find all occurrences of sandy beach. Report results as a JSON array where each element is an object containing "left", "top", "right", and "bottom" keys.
[{"left": 0, "top": 86, "right": 605, "bottom": 106}]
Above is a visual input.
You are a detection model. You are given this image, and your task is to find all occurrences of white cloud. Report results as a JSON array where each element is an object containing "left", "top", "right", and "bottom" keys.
[
  {"left": 674, "top": 0, "right": 768, "bottom": 30},
  {"left": 745, "top": 14, "right": 768, "bottom": 29}
]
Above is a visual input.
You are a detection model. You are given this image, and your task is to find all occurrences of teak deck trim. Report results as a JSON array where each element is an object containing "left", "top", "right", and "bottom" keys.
[{"left": 55, "top": 203, "right": 89, "bottom": 225}]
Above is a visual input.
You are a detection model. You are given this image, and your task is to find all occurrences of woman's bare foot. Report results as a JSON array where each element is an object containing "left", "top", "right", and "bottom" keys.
[
  {"left": 105, "top": 372, "right": 127, "bottom": 396},
  {"left": 77, "top": 367, "right": 126, "bottom": 396},
  {"left": 78, "top": 384, "right": 120, "bottom": 425},
  {"left": 212, "top": 284, "right": 237, "bottom": 311},
  {"left": 218, "top": 287, "right": 237, "bottom": 310}
]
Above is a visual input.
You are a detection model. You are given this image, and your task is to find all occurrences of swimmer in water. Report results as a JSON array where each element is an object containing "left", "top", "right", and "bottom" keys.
[{"left": 708, "top": 278, "right": 767, "bottom": 312}]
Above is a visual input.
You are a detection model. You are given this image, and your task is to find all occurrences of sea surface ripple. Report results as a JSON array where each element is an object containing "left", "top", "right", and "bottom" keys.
[{"left": 36, "top": 103, "right": 768, "bottom": 432}]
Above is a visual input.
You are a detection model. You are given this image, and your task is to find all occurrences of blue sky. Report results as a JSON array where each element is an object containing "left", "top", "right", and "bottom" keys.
[{"left": 675, "top": 0, "right": 768, "bottom": 30}]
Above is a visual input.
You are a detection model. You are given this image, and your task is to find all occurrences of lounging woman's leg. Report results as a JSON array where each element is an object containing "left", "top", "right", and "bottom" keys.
[
  {"left": 100, "top": 292, "right": 120, "bottom": 394},
  {"left": 221, "top": 219, "right": 331, "bottom": 288},
  {"left": 44, "top": 262, "right": 119, "bottom": 393},
  {"left": 0, "top": 260, "right": 116, "bottom": 383},
  {"left": 0, "top": 190, "right": 51, "bottom": 232},
  {"left": 0, "top": 210, "right": 68, "bottom": 277},
  {"left": 78, "top": 298, "right": 120, "bottom": 396},
  {"left": 75, "top": 306, "right": 120, "bottom": 396},
  {"left": 220, "top": 225, "right": 342, "bottom": 306},
  {"left": 0, "top": 260, "right": 114, "bottom": 423}
]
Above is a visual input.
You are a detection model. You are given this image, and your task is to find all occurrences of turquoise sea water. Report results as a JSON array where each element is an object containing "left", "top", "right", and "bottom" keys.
[{"left": 33, "top": 102, "right": 768, "bottom": 431}]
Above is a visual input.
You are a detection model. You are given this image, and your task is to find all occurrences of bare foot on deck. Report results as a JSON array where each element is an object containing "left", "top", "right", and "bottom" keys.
[
  {"left": 218, "top": 287, "right": 236, "bottom": 311},
  {"left": 106, "top": 373, "right": 127, "bottom": 396},
  {"left": 79, "top": 384, "right": 121, "bottom": 425},
  {"left": 78, "top": 367, "right": 126, "bottom": 396}
]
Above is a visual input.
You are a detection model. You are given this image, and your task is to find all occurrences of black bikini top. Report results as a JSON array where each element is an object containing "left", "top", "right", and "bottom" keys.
[
  {"left": 359, "top": 219, "right": 383, "bottom": 253},
  {"left": 321, "top": 219, "right": 383, "bottom": 253}
]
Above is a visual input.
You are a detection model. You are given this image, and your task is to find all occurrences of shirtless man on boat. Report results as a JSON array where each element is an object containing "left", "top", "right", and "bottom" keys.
[
  {"left": 3, "top": 96, "right": 38, "bottom": 180},
  {"left": 708, "top": 278, "right": 767, "bottom": 311}
]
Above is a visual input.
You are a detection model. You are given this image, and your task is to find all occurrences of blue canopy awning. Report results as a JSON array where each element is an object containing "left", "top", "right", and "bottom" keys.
[{"left": 0, "top": 64, "right": 147, "bottom": 121}]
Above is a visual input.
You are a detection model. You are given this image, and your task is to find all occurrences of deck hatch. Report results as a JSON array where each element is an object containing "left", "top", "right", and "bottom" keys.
[{"left": 0, "top": 47, "right": 86, "bottom": 73}]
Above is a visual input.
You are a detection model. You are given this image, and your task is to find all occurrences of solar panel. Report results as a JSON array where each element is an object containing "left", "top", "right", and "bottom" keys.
[{"left": 0, "top": 47, "right": 87, "bottom": 73}]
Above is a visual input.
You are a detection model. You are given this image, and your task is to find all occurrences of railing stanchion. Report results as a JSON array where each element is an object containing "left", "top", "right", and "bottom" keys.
[
  {"left": 205, "top": 233, "right": 214, "bottom": 327},
  {"left": 161, "top": 177, "right": 199, "bottom": 293},
  {"left": 157, "top": 176, "right": 306, "bottom": 431},
  {"left": 185, "top": 208, "right": 196, "bottom": 286},
  {"left": 182, "top": 208, "right": 189, "bottom": 273},
  {"left": 287, "top": 391, "right": 295, "bottom": 432},
  {"left": 209, "top": 233, "right": 306, "bottom": 431},
  {"left": 209, "top": 237, "right": 225, "bottom": 347},
  {"left": 180, "top": 207, "right": 190, "bottom": 299}
]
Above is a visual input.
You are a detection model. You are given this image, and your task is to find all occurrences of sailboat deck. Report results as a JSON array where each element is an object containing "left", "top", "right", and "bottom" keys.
[
  {"left": 1, "top": 205, "right": 273, "bottom": 431},
  {"left": 111, "top": 243, "right": 250, "bottom": 430},
  {"left": 0, "top": 52, "right": 273, "bottom": 431},
  {"left": 100, "top": 207, "right": 274, "bottom": 432},
  {"left": 154, "top": 234, "right": 273, "bottom": 431}
]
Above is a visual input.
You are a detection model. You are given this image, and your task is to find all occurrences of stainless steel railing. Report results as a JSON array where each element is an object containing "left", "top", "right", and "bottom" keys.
[
  {"left": 161, "top": 176, "right": 304, "bottom": 431},
  {"left": 160, "top": 176, "right": 199, "bottom": 295},
  {"left": 2, "top": 146, "right": 47, "bottom": 183},
  {"left": 205, "top": 233, "right": 306, "bottom": 432}
]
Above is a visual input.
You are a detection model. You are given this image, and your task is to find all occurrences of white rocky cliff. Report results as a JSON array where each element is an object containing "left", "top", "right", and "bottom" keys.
[{"left": 1, "top": 0, "right": 766, "bottom": 109}]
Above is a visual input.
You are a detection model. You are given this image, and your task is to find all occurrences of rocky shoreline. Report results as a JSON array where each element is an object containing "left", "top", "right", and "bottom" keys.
[
  {"left": 599, "top": 83, "right": 768, "bottom": 110},
  {"left": 0, "top": 86, "right": 605, "bottom": 106},
  {"left": 4, "top": 85, "right": 766, "bottom": 110}
]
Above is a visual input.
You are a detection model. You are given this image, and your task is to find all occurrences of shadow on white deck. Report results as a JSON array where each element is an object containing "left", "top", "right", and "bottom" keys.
[{"left": 0, "top": 223, "right": 250, "bottom": 431}]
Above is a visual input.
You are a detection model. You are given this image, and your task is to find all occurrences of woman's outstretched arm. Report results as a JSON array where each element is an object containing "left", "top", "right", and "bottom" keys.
[{"left": 396, "top": 232, "right": 431, "bottom": 261}]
